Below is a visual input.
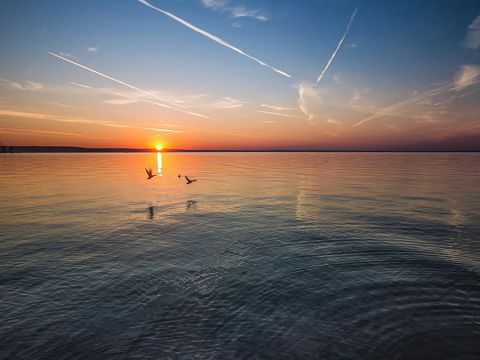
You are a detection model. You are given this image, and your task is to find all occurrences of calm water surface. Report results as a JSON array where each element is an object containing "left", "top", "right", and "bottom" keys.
[{"left": 1, "top": 153, "right": 479, "bottom": 359}]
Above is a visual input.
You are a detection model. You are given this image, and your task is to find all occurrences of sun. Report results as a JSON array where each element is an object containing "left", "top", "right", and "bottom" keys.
[{"left": 155, "top": 144, "right": 163, "bottom": 151}]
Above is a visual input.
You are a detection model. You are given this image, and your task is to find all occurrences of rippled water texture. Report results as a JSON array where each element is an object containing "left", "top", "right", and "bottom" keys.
[{"left": 1, "top": 152, "right": 479, "bottom": 359}]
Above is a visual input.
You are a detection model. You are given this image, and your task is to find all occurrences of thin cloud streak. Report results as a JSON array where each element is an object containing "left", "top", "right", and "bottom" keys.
[
  {"left": 201, "top": 0, "right": 269, "bottom": 22},
  {"left": 0, "top": 108, "right": 184, "bottom": 134},
  {"left": 465, "top": 15, "right": 480, "bottom": 50},
  {"left": 257, "top": 110, "right": 301, "bottom": 118},
  {"left": 103, "top": 88, "right": 213, "bottom": 119},
  {"left": 0, "top": 78, "right": 43, "bottom": 91},
  {"left": 48, "top": 52, "right": 180, "bottom": 108},
  {"left": 353, "top": 70, "right": 480, "bottom": 127},
  {"left": 261, "top": 104, "right": 295, "bottom": 111},
  {"left": 316, "top": 7, "right": 357, "bottom": 83},
  {"left": 137, "top": 0, "right": 292, "bottom": 78},
  {"left": 70, "top": 81, "right": 91, "bottom": 89},
  {"left": 0, "top": 127, "right": 100, "bottom": 138},
  {"left": 50, "top": 52, "right": 212, "bottom": 119}
]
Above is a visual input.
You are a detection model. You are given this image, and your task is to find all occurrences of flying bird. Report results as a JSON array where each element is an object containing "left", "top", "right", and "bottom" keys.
[
  {"left": 185, "top": 176, "right": 197, "bottom": 184},
  {"left": 145, "top": 168, "right": 156, "bottom": 179}
]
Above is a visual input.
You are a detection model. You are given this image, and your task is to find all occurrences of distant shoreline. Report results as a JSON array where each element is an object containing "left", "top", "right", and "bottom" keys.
[{"left": 1, "top": 146, "right": 479, "bottom": 153}]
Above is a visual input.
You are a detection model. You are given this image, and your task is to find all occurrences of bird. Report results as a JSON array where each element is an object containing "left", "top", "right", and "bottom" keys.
[
  {"left": 145, "top": 168, "right": 156, "bottom": 180},
  {"left": 185, "top": 176, "right": 197, "bottom": 184},
  {"left": 178, "top": 174, "right": 181, "bottom": 178}
]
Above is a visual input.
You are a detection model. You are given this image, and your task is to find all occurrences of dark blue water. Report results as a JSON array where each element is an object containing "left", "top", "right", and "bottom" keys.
[{"left": 1, "top": 153, "right": 479, "bottom": 359}]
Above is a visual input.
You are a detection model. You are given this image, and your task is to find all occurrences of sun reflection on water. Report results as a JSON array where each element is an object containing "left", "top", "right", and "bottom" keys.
[{"left": 157, "top": 152, "right": 163, "bottom": 176}]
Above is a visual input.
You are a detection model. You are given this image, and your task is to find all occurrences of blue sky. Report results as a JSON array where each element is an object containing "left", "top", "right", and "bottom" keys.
[{"left": 0, "top": 0, "right": 479, "bottom": 149}]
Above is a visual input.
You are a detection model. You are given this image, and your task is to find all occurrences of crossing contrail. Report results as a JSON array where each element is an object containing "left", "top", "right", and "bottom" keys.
[
  {"left": 48, "top": 51, "right": 180, "bottom": 108},
  {"left": 48, "top": 51, "right": 212, "bottom": 119},
  {"left": 352, "top": 72, "right": 480, "bottom": 127}
]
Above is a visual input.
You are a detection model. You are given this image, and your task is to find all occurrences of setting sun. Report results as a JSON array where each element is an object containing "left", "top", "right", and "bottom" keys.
[{"left": 155, "top": 144, "right": 163, "bottom": 151}]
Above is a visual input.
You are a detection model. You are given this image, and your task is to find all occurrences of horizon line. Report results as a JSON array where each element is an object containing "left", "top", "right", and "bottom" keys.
[{"left": 2, "top": 146, "right": 479, "bottom": 153}]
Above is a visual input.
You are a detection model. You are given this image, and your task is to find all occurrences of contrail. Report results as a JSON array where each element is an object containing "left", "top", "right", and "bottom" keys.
[
  {"left": 48, "top": 51, "right": 180, "bottom": 108},
  {"left": 352, "top": 74, "right": 480, "bottom": 127},
  {"left": 92, "top": 85, "right": 212, "bottom": 119},
  {"left": 49, "top": 51, "right": 212, "bottom": 119},
  {"left": 257, "top": 110, "right": 301, "bottom": 118},
  {"left": 137, "top": 0, "right": 292, "bottom": 79},
  {"left": 0, "top": 127, "right": 95, "bottom": 138},
  {"left": 0, "top": 108, "right": 184, "bottom": 133},
  {"left": 261, "top": 104, "right": 295, "bottom": 111},
  {"left": 316, "top": 7, "right": 357, "bottom": 83},
  {"left": 69, "top": 81, "right": 91, "bottom": 89}
]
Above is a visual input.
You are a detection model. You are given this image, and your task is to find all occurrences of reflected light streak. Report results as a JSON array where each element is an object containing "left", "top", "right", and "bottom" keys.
[{"left": 157, "top": 152, "right": 163, "bottom": 176}]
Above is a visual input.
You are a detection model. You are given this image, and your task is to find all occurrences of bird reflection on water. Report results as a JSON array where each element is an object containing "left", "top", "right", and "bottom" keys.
[
  {"left": 187, "top": 200, "right": 197, "bottom": 210},
  {"left": 146, "top": 152, "right": 198, "bottom": 217},
  {"left": 148, "top": 205, "right": 155, "bottom": 219}
]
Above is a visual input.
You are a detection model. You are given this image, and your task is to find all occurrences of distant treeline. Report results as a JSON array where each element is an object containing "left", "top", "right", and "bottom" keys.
[
  {"left": 9, "top": 146, "right": 158, "bottom": 153},
  {"left": 1, "top": 145, "right": 479, "bottom": 153},
  {"left": 0, "top": 143, "right": 15, "bottom": 153}
]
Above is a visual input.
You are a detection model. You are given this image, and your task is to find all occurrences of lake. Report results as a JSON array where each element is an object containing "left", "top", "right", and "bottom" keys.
[{"left": 1, "top": 152, "right": 479, "bottom": 359}]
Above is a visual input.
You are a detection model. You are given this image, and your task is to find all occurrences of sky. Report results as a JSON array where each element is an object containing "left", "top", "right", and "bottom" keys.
[{"left": 0, "top": 0, "right": 479, "bottom": 150}]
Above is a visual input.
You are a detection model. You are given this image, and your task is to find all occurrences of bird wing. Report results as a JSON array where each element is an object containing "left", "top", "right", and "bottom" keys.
[
  {"left": 145, "top": 168, "right": 152, "bottom": 176},
  {"left": 185, "top": 176, "right": 190, "bottom": 182}
]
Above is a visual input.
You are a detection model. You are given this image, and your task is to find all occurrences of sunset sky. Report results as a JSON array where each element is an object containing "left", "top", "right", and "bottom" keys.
[{"left": 1, "top": 0, "right": 479, "bottom": 150}]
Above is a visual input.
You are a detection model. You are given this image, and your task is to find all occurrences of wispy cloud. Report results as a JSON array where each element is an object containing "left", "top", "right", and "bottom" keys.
[
  {"left": 59, "top": 52, "right": 76, "bottom": 60},
  {"left": 296, "top": 80, "right": 373, "bottom": 126},
  {"left": 454, "top": 64, "right": 480, "bottom": 90},
  {"left": 201, "top": 0, "right": 227, "bottom": 11},
  {"left": 316, "top": 7, "right": 357, "bottom": 83},
  {"left": 49, "top": 51, "right": 212, "bottom": 119},
  {"left": 261, "top": 104, "right": 295, "bottom": 111},
  {"left": 69, "top": 81, "right": 91, "bottom": 89},
  {"left": 230, "top": 7, "right": 268, "bottom": 21},
  {"left": 202, "top": 0, "right": 269, "bottom": 22},
  {"left": 0, "top": 109, "right": 95, "bottom": 123},
  {"left": 87, "top": 46, "right": 98, "bottom": 53},
  {"left": 207, "top": 96, "right": 246, "bottom": 109},
  {"left": 351, "top": 89, "right": 364, "bottom": 102},
  {"left": 0, "top": 108, "right": 184, "bottom": 134},
  {"left": 0, "top": 78, "right": 43, "bottom": 91},
  {"left": 102, "top": 98, "right": 139, "bottom": 105},
  {"left": 137, "top": 0, "right": 291, "bottom": 78},
  {"left": 69, "top": 80, "right": 218, "bottom": 119},
  {"left": 144, "top": 126, "right": 184, "bottom": 133},
  {"left": 297, "top": 82, "right": 321, "bottom": 123},
  {"left": 0, "top": 127, "right": 99, "bottom": 138},
  {"left": 89, "top": 85, "right": 214, "bottom": 119},
  {"left": 465, "top": 15, "right": 480, "bottom": 50},
  {"left": 49, "top": 52, "right": 179, "bottom": 107},
  {"left": 48, "top": 101, "right": 74, "bottom": 108},
  {"left": 257, "top": 110, "right": 301, "bottom": 118},
  {"left": 353, "top": 65, "right": 480, "bottom": 127},
  {"left": 327, "top": 118, "right": 343, "bottom": 125}
]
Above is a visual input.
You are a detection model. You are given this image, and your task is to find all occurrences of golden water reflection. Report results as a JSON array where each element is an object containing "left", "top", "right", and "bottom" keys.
[{"left": 157, "top": 152, "right": 163, "bottom": 176}]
